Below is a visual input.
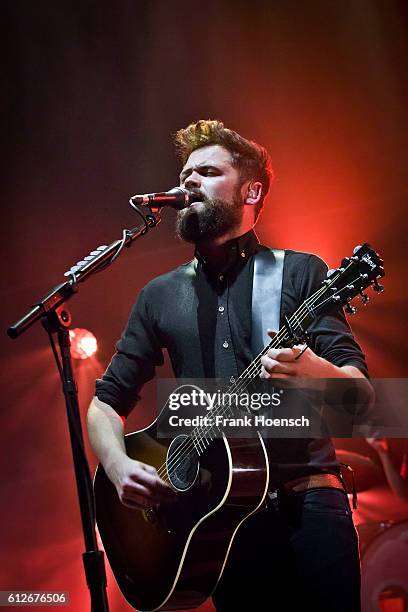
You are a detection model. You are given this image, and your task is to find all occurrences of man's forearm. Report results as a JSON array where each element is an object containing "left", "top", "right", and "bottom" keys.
[
  {"left": 87, "top": 396, "right": 177, "bottom": 508},
  {"left": 87, "top": 396, "right": 128, "bottom": 473},
  {"left": 316, "top": 359, "right": 366, "bottom": 380}
]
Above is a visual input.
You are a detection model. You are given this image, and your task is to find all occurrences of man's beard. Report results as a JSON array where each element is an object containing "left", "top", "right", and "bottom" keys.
[{"left": 175, "top": 188, "right": 243, "bottom": 244}]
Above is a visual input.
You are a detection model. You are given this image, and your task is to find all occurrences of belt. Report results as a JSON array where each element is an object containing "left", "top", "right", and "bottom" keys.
[{"left": 268, "top": 473, "right": 345, "bottom": 500}]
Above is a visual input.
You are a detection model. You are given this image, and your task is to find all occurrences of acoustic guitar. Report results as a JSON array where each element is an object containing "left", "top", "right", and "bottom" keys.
[{"left": 94, "top": 243, "right": 384, "bottom": 611}]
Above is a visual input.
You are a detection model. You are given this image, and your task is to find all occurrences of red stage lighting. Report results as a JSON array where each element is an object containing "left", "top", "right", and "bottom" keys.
[{"left": 69, "top": 328, "right": 98, "bottom": 360}]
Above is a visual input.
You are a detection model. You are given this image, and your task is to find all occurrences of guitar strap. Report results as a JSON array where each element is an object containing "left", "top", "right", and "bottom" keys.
[{"left": 251, "top": 248, "right": 285, "bottom": 357}]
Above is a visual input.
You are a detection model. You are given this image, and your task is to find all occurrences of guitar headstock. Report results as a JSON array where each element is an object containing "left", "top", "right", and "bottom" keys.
[{"left": 312, "top": 243, "right": 385, "bottom": 317}]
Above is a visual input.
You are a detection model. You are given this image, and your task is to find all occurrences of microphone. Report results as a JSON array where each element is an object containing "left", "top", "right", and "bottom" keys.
[{"left": 130, "top": 187, "right": 190, "bottom": 211}]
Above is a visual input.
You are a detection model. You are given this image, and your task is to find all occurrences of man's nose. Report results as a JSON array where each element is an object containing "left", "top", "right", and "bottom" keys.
[{"left": 184, "top": 171, "right": 201, "bottom": 189}]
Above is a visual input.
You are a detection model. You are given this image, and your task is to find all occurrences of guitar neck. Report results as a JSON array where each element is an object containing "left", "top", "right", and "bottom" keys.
[{"left": 237, "top": 285, "right": 324, "bottom": 384}]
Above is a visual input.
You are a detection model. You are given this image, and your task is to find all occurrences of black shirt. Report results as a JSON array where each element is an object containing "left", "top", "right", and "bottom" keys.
[{"left": 96, "top": 230, "right": 368, "bottom": 484}]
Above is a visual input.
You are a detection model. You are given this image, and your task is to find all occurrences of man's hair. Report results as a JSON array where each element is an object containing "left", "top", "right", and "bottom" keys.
[{"left": 174, "top": 119, "right": 273, "bottom": 221}]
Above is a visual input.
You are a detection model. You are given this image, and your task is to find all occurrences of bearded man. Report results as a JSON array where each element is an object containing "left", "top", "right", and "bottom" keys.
[{"left": 87, "top": 120, "right": 369, "bottom": 611}]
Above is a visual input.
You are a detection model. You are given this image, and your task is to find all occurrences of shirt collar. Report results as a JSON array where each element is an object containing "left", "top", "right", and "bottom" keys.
[{"left": 195, "top": 229, "right": 260, "bottom": 277}]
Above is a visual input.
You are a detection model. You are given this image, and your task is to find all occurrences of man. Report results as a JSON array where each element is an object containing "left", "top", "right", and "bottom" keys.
[{"left": 87, "top": 119, "right": 370, "bottom": 611}]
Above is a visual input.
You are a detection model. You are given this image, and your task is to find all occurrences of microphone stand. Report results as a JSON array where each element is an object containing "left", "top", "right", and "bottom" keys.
[{"left": 7, "top": 206, "right": 160, "bottom": 612}]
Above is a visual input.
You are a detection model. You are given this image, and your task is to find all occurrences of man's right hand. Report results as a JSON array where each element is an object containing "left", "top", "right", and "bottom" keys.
[{"left": 106, "top": 455, "right": 178, "bottom": 510}]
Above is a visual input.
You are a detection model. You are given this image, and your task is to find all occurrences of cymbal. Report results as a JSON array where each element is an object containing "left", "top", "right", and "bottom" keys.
[{"left": 336, "top": 449, "right": 382, "bottom": 492}]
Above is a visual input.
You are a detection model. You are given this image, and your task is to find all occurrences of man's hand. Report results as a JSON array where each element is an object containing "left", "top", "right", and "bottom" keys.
[
  {"left": 260, "top": 344, "right": 321, "bottom": 378},
  {"left": 260, "top": 330, "right": 367, "bottom": 380},
  {"left": 260, "top": 330, "right": 328, "bottom": 379},
  {"left": 106, "top": 455, "right": 178, "bottom": 510},
  {"left": 87, "top": 398, "right": 178, "bottom": 510}
]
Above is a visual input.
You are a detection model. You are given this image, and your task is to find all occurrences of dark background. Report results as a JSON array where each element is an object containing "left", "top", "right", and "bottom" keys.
[{"left": 1, "top": 1, "right": 407, "bottom": 610}]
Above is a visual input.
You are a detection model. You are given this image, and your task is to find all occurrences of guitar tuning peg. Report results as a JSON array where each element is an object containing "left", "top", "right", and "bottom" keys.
[
  {"left": 359, "top": 290, "right": 370, "bottom": 305},
  {"left": 373, "top": 280, "right": 384, "bottom": 293},
  {"left": 345, "top": 303, "right": 357, "bottom": 315},
  {"left": 353, "top": 245, "right": 362, "bottom": 254},
  {"left": 326, "top": 269, "right": 336, "bottom": 278}
]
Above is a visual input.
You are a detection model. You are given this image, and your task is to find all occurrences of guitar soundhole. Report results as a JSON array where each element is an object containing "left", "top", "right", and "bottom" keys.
[{"left": 166, "top": 435, "right": 199, "bottom": 491}]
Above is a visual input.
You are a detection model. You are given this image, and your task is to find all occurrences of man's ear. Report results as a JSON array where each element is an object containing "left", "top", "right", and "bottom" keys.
[{"left": 245, "top": 181, "right": 262, "bottom": 205}]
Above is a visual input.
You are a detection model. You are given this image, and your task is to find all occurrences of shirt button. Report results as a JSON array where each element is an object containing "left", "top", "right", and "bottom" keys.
[
  {"left": 219, "top": 275, "right": 224, "bottom": 282},
  {"left": 241, "top": 250, "right": 246, "bottom": 258},
  {"left": 218, "top": 305, "right": 225, "bottom": 313},
  {"left": 223, "top": 341, "right": 229, "bottom": 349}
]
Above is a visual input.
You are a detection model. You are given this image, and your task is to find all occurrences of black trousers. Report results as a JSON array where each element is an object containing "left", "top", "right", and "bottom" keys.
[{"left": 212, "top": 488, "right": 361, "bottom": 612}]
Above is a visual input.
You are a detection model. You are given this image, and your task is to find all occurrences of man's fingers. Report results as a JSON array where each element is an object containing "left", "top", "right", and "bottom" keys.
[
  {"left": 130, "top": 469, "right": 177, "bottom": 501},
  {"left": 121, "top": 494, "right": 150, "bottom": 510},
  {"left": 142, "top": 463, "right": 157, "bottom": 475},
  {"left": 260, "top": 366, "right": 291, "bottom": 379},
  {"left": 116, "top": 461, "right": 178, "bottom": 509},
  {"left": 122, "top": 481, "right": 167, "bottom": 505},
  {"left": 151, "top": 477, "right": 179, "bottom": 500},
  {"left": 260, "top": 355, "right": 294, "bottom": 376},
  {"left": 266, "top": 347, "right": 301, "bottom": 362},
  {"left": 119, "top": 482, "right": 176, "bottom": 508}
]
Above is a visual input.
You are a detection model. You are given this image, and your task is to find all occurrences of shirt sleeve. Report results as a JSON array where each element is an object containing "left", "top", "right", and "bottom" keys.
[
  {"left": 95, "top": 286, "right": 164, "bottom": 417},
  {"left": 295, "top": 253, "right": 369, "bottom": 377}
]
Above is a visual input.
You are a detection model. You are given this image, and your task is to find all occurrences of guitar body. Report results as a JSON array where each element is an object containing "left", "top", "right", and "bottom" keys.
[{"left": 94, "top": 400, "right": 269, "bottom": 611}]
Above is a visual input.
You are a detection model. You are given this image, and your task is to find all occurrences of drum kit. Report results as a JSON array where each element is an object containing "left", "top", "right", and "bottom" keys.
[{"left": 336, "top": 448, "right": 408, "bottom": 612}]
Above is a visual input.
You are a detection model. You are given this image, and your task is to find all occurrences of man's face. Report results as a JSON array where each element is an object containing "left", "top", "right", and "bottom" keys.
[{"left": 176, "top": 145, "right": 246, "bottom": 243}]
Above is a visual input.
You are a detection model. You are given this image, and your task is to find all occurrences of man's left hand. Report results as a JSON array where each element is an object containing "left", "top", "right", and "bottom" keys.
[
  {"left": 260, "top": 344, "right": 324, "bottom": 378},
  {"left": 259, "top": 329, "right": 365, "bottom": 380}
]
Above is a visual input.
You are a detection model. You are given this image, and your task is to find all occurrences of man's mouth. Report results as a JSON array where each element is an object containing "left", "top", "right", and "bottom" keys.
[{"left": 187, "top": 193, "right": 204, "bottom": 206}]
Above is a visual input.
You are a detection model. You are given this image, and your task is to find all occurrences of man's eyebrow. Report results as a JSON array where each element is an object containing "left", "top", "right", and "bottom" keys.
[{"left": 179, "top": 164, "right": 222, "bottom": 181}]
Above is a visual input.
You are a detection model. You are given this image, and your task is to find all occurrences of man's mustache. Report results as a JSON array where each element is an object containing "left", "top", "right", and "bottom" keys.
[{"left": 187, "top": 190, "right": 207, "bottom": 204}]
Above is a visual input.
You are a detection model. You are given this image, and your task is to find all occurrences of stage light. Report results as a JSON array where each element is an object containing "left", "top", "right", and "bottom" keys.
[{"left": 69, "top": 328, "right": 98, "bottom": 359}]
